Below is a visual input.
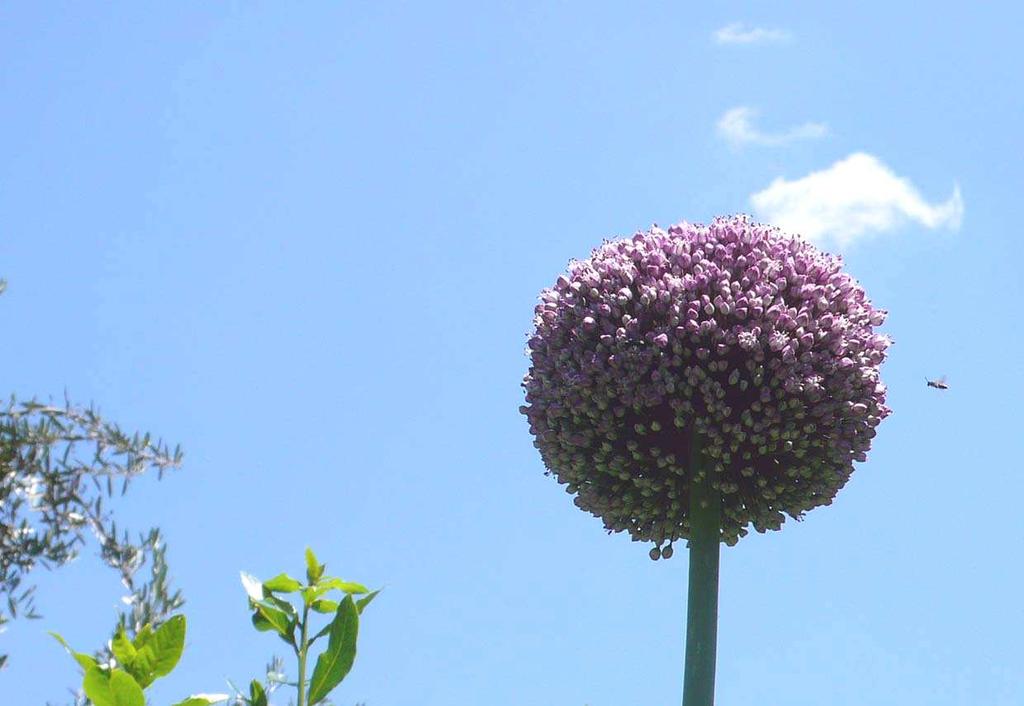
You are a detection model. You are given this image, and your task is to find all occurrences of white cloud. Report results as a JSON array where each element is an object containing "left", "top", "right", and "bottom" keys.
[
  {"left": 717, "top": 106, "right": 827, "bottom": 149},
  {"left": 750, "top": 152, "right": 964, "bottom": 247},
  {"left": 713, "top": 23, "right": 791, "bottom": 45}
]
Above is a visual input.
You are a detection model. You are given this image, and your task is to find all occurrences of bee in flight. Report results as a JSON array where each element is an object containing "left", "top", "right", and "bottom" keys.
[{"left": 926, "top": 376, "right": 949, "bottom": 390}]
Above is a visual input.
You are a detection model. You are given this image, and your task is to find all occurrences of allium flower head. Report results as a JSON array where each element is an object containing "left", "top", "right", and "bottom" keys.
[{"left": 521, "top": 216, "right": 891, "bottom": 549}]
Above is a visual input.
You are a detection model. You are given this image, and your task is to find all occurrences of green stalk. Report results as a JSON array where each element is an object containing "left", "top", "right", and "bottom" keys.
[
  {"left": 297, "top": 604, "right": 310, "bottom": 706},
  {"left": 682, "top": 432, "right": 721, "bottom": 706}
]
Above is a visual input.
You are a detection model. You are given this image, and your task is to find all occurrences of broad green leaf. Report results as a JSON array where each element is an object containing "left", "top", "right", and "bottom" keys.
[
  {"left": 318, "top": 577, "right": 369, "bottom": 595},
  {"left": 131, "top": 615, "right": 185, "bottom": 687},
  {"left": 307, "top": 595, "right": 359, "bottom": 705},
  {"left": 309, "top": 588, "right": 376, "bottom": 644},
  {"left": 240, "top": 572, "right": 265, "bottom": 601},
  {"left": 251, "top": 611, "right": 274, "bottom": 632},
  {"left": 109, "top": 670, "right": 145, "bottom": 706},
  {"left": 310, "top": 588, "right": 377, "bottom": 644},
  {"left": 265, "top": 592, "right": 298, "bottom": 616},
  {"left": 110, "top": 628, "right": 138, "bottom": 670},
  {"left": 50, "top": 632, "right": 98, "bottom": 672},
  {"left": 302, "top": 584, "right": 330, "bottom": 605},
  {"left": 171, "top": 694, "right": 230, "bottom": 706},
  {"left": 357, "top": 590, "right": 380, "bottom": 614},
  {"left": 250, "top": 601, "right": 295, "bottom": 644},
  {"left": 132, "top": 625, "right": 154, "bottom": 651},
  {"left": 83, "top": 667, "right": 145, "bottom": 706},
  {"left": 311, "top": 599, "right": 339, "bottom": 614},
  {"left": 263, "top": 573, "right": 302, "bottom": 593},
  {"left": 305, "top": 547, "right": 324, "bottom": 584},
  {"left": 249, "top": 679, "right": 268, "bottom": 706}
]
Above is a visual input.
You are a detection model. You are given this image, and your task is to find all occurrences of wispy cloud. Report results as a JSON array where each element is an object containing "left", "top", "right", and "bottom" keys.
[
  {"left": 713, "top": 23, "right": 791, "bottom": 45},
  {"left": 716, "top": 106, "right": 828, "bottom": 149},
  {"left": 750, "top": 153, "right": 964, "bottom": 247}
]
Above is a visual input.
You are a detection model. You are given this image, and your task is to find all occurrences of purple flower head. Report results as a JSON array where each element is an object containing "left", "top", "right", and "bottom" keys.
[{"left": 521, "top": 216, "right": 891, "bottom": 549}]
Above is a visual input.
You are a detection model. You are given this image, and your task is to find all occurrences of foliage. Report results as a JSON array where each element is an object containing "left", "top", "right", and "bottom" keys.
[
  {"left": 1, "top": 274, "right": 182, "bottom": 668},
  {"left": 223, "top": 657, "right": 287, "bottom": 706},
  {"left": 48, "top": 532, "right": 185, "bottom": 706},
  {"left": 53, "top": 615, "right": 226, "bottom": 706},
  {"left": 113, "top": 529, "right": 185, "bottom": 651},
  {"left": 50, "top": 549, "right": 377, "bottom": 706},
  {"left": 239, "top": 547, "right": 378, "bottom": 706},
  {"left": 0, "top": 394, "right": 182, "bottom": 667}
]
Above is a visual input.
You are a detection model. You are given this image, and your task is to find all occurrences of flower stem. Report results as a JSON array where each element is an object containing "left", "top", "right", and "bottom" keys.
[{"left": 682, "top": 432, "right": 720, "bottom": 706}]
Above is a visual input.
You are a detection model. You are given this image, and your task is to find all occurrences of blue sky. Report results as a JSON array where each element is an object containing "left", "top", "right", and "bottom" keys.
[{"left": 3, "top": 2, "right": 1023, "bottom": 704}]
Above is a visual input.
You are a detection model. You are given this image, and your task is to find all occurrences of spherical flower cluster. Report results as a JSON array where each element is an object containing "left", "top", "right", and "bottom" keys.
[{"left": 521, "top": 216, "right": 891, "bottom": 550}]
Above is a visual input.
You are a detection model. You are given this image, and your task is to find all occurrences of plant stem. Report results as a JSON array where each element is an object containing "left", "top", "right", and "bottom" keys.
[
  {"left": 297, "top": 604, "right": 310, "bottom": 706},
  {"left": 682, "top": 432, "right": 720, "bottom": 706}
]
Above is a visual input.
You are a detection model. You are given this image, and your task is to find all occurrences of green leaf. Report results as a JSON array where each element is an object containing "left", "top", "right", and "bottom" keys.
[
  {"left": 251, "top": 610, "right": 274, "bottom": 632},
  {"left": 318, "top": 577, "right": 370, "bottom": 595},
  {"left": 132, "top": 625, "right": 154, "bottom": 651},
  {"left": 171, "top": 694, "right": 230, "bottom": 706},
  {"left": 240, "top": 572, "right": 265, "bottom": 601},
  {"left": 305, "top": 547, "right": 325, "bottom": 584},
  {"left": 356, "top": 590, "right": 380, "bottom": 614},
  {"left": 311, "top": 599, "right": 339, "bottom": 614},
  {"left": 83, "top": 667, "right": 145, "bottom": 706},
  {"left": 249, "top": 679, "right": 268, "bottom": 706},
  {"left": 263, "top": 573, "right": 303, "bottom": 593},
  {"left": 250, "top": 601, "right": 295, "bottom": 645},
  {"left": 131, "top": 615, "right": 186, "bottom": 687},
  {"left": 310, "top": 590, "right": 377, "bottom": 644},
  {"left": 264, "top": 592, "right": 298, "bottom": 616},
  {"left": 302, "top": 585, "right": 326, "bottom": 605},
  {"left": 111, "top": 627, "right": 138, "bottom": 670},
  {"left": 50, "top": 632, "right": 99, "bottom": 672},
  {"left": 307, "top": 595, "right": 359, "bottom": 705}
]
